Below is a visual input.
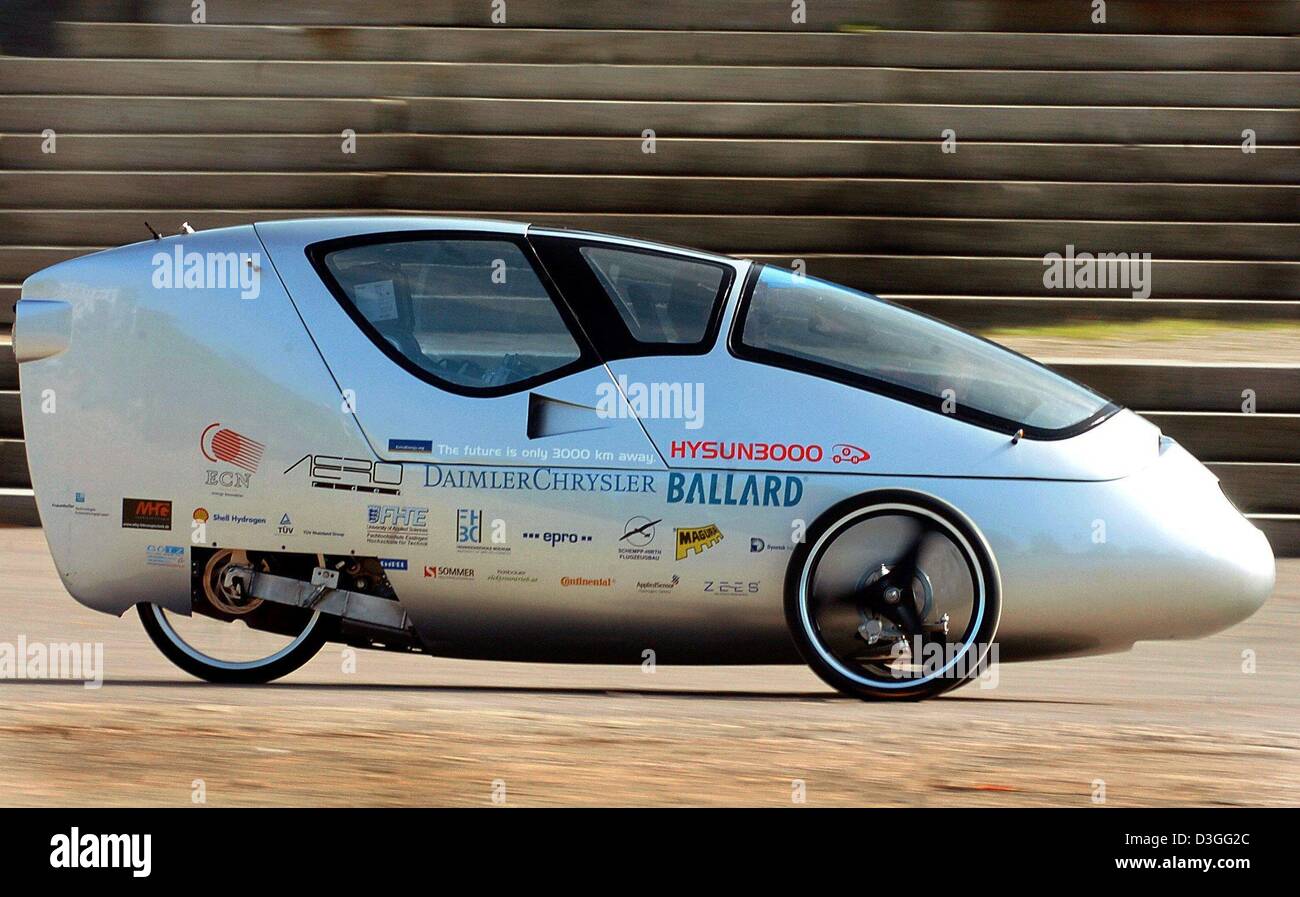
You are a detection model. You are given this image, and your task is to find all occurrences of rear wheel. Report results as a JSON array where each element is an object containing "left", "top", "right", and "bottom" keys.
[
  {"left": 785, "top": 493, "right": 1001, "bottom": 701},
  {"left": 138, "top": 548, "right": 332, "bottom": 684}
]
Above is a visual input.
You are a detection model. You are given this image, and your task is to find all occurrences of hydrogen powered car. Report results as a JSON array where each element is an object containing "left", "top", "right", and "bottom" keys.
[{"left": 14, "top": 218, "right": 1275, "bottom": 700}]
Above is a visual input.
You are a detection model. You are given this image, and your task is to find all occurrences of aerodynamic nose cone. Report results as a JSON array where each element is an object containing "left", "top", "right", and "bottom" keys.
[
  {"left": 1124, "top": 438, "right": 1276, "bottom": 643},
  {"left": 1164, "top": 481, "right": 1275, "bottom": 640},
  {"left": 1200, "top": 522, "right": 1275, "bottom": 634}
]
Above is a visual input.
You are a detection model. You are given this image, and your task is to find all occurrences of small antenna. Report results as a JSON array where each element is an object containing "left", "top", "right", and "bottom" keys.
[
  {"left": 144, "top": 220, "right": 161, "bottom": 241},
  {"left": 180, "top": 221, "right": 195, "bottom": 234},
  {"left": 1010, "top": 428, "right": 1024, "bottom": 445}
]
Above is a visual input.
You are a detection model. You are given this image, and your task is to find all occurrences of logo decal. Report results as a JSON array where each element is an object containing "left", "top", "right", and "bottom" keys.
[
  {"left": 122, "top": 498, "right": 172, "bottom": 531},
  {"left": 365, "top": 505, "right": 429, "bottom": 547},
  {"left": 830, "top": 443, "right": 871, "bottom": 464},
  {"left": 285, "top": 453, "right": 403, "bottom": 496},
  {"left": 456, "top": 509, "right": 482, "bottom": 544},
  {"left": 524, "top": 530, "right": 593, "bottom": 547},
  {"left": 675, "top": 524, "right": 724, "bottom": 560},
  {"left": 389, "top": 439, "right": 433, "bottom": 454},
  {"left": 560, "top": 576, "right": 614, "bottom": 588},
  {"left": 145, "top": 544, "right": 185, "bottom": 568},
  {"left": 424, "top": 564, "right": 474, "bottom": 579},
  {"left": 620, "top": 516, "right": 659, "bottom": 547},
  {"left": 618, "top": 516, "right": 663, "bottom": 562},
  {"left": 666, "top": 472, "right": 803, "bottom": 507},
  {"left": 201, "top": 423, "right": 264, "bottom": 473}
]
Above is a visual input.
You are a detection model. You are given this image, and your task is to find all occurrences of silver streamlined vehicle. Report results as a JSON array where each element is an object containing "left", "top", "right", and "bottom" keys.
[{"left": 14, "top": 218, "right": 1275, "bottom": 700}]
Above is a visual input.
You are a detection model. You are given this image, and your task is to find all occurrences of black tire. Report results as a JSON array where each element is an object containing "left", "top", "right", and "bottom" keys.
[
  {"left": 137, "top": 602, "right": 333, "bottom": 684},
  {"left": 784, "top": 490, "right": 1001, "bottom": 701}
]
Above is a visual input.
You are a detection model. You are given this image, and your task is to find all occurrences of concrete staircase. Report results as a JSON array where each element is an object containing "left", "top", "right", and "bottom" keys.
[{"left": 0, "top": 1, "right": 1296, "bottom": 552}]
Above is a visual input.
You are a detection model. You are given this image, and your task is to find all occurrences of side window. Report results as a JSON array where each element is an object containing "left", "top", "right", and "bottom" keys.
[
  {"left": 319, "top": 237, "right": 583, "bottom": 391},
  {"left": 578, "top": 246, "right": 728, "bottom": 345}
]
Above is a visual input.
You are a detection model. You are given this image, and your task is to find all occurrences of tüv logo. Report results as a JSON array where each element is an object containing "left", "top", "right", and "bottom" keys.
[{"left": 152, "top": 243, "right": 261, "bottom": 299}]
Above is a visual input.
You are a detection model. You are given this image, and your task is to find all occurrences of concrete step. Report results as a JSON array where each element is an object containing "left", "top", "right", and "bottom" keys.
[
  {"left": 1251, "top": 515, "right": 1300, "bottom": 557},
  {"left": 3, "top": 58, "right": 1296, "bottom": 106},
  {"left": 2, "top": 173, "right": 1291, "bottom": 222},
  {"left": 0, "top": 95, "right": 408, "bottom": 135},
  {"left": 1210, "top": 463, "right": 1300, "bottom": 515},
  {"left": 0, "top": 337, "right": 14, "bottom": 389},
  {"left": 0, "top": 390, "right": 18, "bottom": 438},
  {"left": 62, "top": 0, "right": 1300, "bottom": 34},
  {"left": 55, "top": 24, "right": 1300, "bottom": 70},
  {"left": 29, "top": 211, "right": 1300, "bottom": 263},
  {"left": 0, "top": 487, "right": 38, "bottom": 526},
  {"left": 750, "top": 255, "right": 1298, "bottom": 300},
  {"left": 410, "top": 98, "right": 1300, "bottom": 143},
  {"left": 900, "top": 297, "right": 1300, "bottom": 328},
  {"left": 0, "top": 438, "right": 29, "bottom": 487},
  {"left": 7, "top": 95, "right": 1292, "bottom": 142},
  {"left": 1142, "top": 412, "right": 1300, "bottom": 462},
  {"left": 1054, "top": 363, "right": 1300, "bottom": 413},
  {"left": 3, "top": 134, "right": 1294, "bottom": 185},
  {"left": 4, "top": 210, "right": 1295, "bottom": 263}
]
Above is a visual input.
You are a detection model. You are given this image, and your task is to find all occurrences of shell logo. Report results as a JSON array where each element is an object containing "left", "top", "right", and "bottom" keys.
[{"left": 192, "top": 508, "right": 210, "bottom": 523}]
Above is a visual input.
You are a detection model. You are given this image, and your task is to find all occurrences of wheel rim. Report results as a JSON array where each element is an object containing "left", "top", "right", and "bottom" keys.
[
  {"left": 150, "top": 548, "right": 323, "bottom": 671},
  {"left": 797, "top": 503, "right": 989, "bottom": 690},
  {"left": 150, "top": 603, "right": 322, "bottom": 671}
]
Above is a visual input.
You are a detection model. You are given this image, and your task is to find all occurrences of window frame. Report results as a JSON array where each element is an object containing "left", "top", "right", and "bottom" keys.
[
  {"left": 528, "top": 234, "right": 736, "bottom": 360},
  {"left": 306, "top": 230, "right": 602, "bottom": 398},
  {"left": 727, "top": 263, "right": 1120, "bottom": 441}
]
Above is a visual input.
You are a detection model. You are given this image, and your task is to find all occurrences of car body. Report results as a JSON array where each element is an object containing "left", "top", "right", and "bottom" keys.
[{"left": 14, "top": 217, "right": 1275, "bottom": 699}]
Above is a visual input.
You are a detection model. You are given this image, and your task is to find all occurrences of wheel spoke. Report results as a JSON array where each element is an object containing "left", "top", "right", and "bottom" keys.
[{"left": 803, "top": 505, "right": 985, "bottom": 688}]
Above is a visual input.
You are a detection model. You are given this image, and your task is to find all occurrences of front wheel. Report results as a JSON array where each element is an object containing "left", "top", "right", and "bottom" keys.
[{"left": 785, "top": 492, "right": 1001, "bottom": 701}]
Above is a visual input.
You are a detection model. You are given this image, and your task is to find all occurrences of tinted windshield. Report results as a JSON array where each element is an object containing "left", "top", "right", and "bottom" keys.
[{"left": 737, "top": 266, "right": 1112, "bottom": 436}]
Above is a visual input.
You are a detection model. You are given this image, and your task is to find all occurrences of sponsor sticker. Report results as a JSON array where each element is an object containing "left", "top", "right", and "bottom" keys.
[
  {"left": 486, "top": 568, "right": 539, "bottom": 584},
  {"left": 286, "top": 453, "right": 403, "bottom": 496},
  {"left": 145, "top": 544, "right": 185, "bottom": 568},
  {"left": 560, "top": 576, "right": 614, "bottom": 588},
  {"left": 618, "top": 516, "right": 663, "bottom": 561},
  {"left": 366, "top": 505, "right": 429, "bottom": 547},
  {"left": 666, "top": 472, "right": 803, "bottom": 507},
  {"left": 423, "top": 466, "right": 654, "bottom": 495},
  {"left": 675, "top": 524, "right": 724, "bottom": 560},
  {"left": 208, "top": 512, "right": 268, "bottom": 527},
  {"left": 389, "top": 438, "right": 433, "bottom": 454},
  {"left": 424, "top": 564, "right": 474, "bottom": 580},
  {"left": 524, "top": 530, "right": 593, "bottom": 547},
  {"left": 201, "top": 423, "right": 264, "bottom": 473},
  {"left": 379, "top": 558, "right": 408, "bottom": 571},
  {"left": 122, "top": 499, "right": 172, "bottom": 531},
  {"left": 49, "top": 491, "right": 109, "bottom": 519},
  {"left": 636, "top": 574, "right": 680, "bottom": 594}
]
